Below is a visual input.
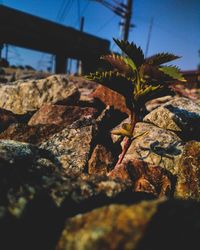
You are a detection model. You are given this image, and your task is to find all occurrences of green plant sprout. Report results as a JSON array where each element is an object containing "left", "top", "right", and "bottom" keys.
[{"left": 86, "top": 38, "right": 185, "bottom": 169}]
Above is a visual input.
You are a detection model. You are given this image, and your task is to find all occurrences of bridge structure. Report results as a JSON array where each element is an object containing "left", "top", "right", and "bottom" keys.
[{"left": 0, "top": 5, "right": 110, "bottom": 73}]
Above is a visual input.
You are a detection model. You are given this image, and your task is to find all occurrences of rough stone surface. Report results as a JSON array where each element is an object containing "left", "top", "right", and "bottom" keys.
[
  {"left": 0, "top": 74, "right": 79, "bottom": 114},
  {"left": 144, "top": 97, "right": 200, "bottom": 139},
  {"left": 0, "top": 123, "right": 65, "bottom": 144},
  {"left": 120, "top": 122, "right": 184, "bottom": 174},
  {"left": 40, "top": 121, "right": 96, "bottom": 174},
  {"left": 0, "top": 139, "right": 133, "bottom": 216},
  {"left": 175, "top": 141, "right": 200, "bottom": 200},
  {"left": 145, "top": 95, "right": 173, "bottom": 112},
  {"left": 88, "top": 144, "right": 115, "bottom": 175},
  {"left": 57, "top": 199, "right": 160, "bottom": 250},
  {"left": 109, "top": 159, "right": 173, "bottom": 198},
  {"left": 91, "top": 85, "right": 130, "bottom": 115},
  {"left": 28, "top": 104, "right": 98, "bottom": 126},
  {"left": 0, "top": 139, "right": 137, "bottom": 249},
  {"left": 57, "top": 199, "right": 200, "bottom": 250}
]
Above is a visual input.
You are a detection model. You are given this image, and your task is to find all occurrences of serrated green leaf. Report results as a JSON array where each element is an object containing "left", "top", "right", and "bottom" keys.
[
  {"left": 134, "top": 84, "right": 161, "bottom": 101},
  {"left": 100, "top": 54, "right": 135, "bottom": 75},
  {"left": 113, "top": 38, "right": 144, "bottom": 67},
  {"left": 124, "top": 57, "right": 137, "bottom": 71},
  {"left": 145, "top": 53, "right": 181, "bottom": 66},
  {"left": 85, "top": 71, "right": 133, "bottom": 98},
  {"left": 159, "top": 66, "right": 186, "bottom": 81}
]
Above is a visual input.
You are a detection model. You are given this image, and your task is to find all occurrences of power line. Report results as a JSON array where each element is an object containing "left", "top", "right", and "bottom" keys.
[
  {"left": 59, "top": 0, "right": 73, "bottom": 22},
  {"left": 96, "top": 14, "right": 117, "bottom": 34},
  {"left": 145, "top": 17, "right": 153, "bottom": 57},
  {"left": 56, "top": 0, "right": 66, "bottom": 21}
]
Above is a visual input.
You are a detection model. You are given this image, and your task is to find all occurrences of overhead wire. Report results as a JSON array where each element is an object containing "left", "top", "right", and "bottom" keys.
[
  {"left": 96, "top": 14, "right": 117, "bottom": 34},
  {"left": 56, "top": 0, "right": 66, "bottom": 21},
  {"left": 59, "top": 0, "right": 73, "bottom": 22}
]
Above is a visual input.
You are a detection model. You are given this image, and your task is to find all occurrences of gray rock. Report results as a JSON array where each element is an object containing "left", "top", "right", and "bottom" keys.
[
  {"left": 0, "top": 74, "right": 79, "bottom": 114},
  {"left": 119, "top": 122, "right": 184, "bottom": 174},
  {"left": 0, "top": 139, "right": 41, "bottom": 165},
  {"left": 144, "top": 97, "right": 200, "bottom": 138},
  {"left": 40, "top": 121, "right": 96, "bottom": 175}
]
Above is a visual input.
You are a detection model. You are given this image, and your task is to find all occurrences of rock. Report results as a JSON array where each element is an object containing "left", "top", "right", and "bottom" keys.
[
  {"left": 57, "top": 199, "right": 200, "bottom": 250},
  {"left": 0, "top": 139, "right": 43, "bottom": 167},
  {"left": 57, "top": 199, "right": 160, "bottom": 250},
  {"left": 0, "top": 139, "right": 139, "bottom": 250},
  {"left": 28, "top": 104, "right": 98, "bottom": 126},
  {"left": 145, "top": 95, "right": 173, "bottom": 112},
  {"left": 119, "top": 122, "right": 184, "bottom": 174},
  {"left": 40, "top": 120, "right": 96, "bottom": 174},
  {"left": 175, "top": 141, "right": 200, "bottom": 200},
  {"left": 91, "top": 85, "right": 130, "bottom": 115},
  {"left": 0, "top": 123, "right": 65, "bottom": 144},
  {"left": 88, "top": 144, "right": 115, "bottom": 175},
  {"left": 144, "top": 97, "right": 200, "bottom": 139},
  {"left": 112, "top": 121, "right": 200, "bottom": 200},
  {"left": 108, "top": 162, "right": 131, "bottom": 181},
  {"left": 0, "top": 74, "right": 80, "bottom": 114},
  {"left": 127, "top": 159, "right": 173, "bottom": 197},
  {"left": 0, "top": 108, "right": 18, "bottom": 132},
  {"left": 109, "top": 159, "right": 173, "bottom": 198},
  {"left": 0, "top": 139, "right": 134, "bottom": 216}
]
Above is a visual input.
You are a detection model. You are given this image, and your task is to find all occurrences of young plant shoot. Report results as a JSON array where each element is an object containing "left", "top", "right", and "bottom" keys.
[{"left": 86, "top": 38, "right": 185, "bottom": 169}]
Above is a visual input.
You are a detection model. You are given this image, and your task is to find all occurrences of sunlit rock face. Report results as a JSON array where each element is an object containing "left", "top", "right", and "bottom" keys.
[
  {"left": 0, "top": 75, "right": 79, "bottom": 114},
  {"left": 144, "top": 97, "right": 200, "bottom": 139}
]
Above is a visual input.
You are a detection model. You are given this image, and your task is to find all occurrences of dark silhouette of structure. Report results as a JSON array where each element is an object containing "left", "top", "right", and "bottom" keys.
[{"left": 0, "top": 5, "right": 110, "bottom": 73}]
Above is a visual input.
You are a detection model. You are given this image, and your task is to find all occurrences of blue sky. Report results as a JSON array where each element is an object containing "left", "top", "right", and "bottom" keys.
[{"left": 1, "top": 0, "right": 200, "bottom": 71}]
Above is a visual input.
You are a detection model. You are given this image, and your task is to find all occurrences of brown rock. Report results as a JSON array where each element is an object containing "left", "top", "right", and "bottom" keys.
[
  {"left": 175, "top": 141, "right": 200, "bottom": 200},
  {"left": 127, "top": 159, "right": 173, "bottom": 197},
  {"left": 0, "top": 123, "right": 64, "bottom": 144},
  {"left": 108, "top": 163, "right": 131, "bottom": 181},
  {"left": 57, "top": 199, "right": 161, "bottom": 250},
  {"left": 91, "top": 85, "right": 130, "bottom": 115},
  {"left": 109, "top": 158, "right": 173, "bottom": 197},
  {"left": 28, "top": 104, "right": 98, "bottom": 126},
  {"left": 88, "top": 144, "right": 115, "bottom": 175}
]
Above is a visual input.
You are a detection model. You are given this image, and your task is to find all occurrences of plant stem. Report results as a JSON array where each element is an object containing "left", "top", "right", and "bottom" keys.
[{"left": 114, "top": 112, "right": 138, "bottom": 168}]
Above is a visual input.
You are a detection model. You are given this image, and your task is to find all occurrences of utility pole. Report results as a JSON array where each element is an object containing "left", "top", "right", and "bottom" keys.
[
  {"left": 122, "top": 0, "right": 133, "bottom": 41},
  {"left": 92, "top": 0, "right": 134, "bottom": 41}
]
